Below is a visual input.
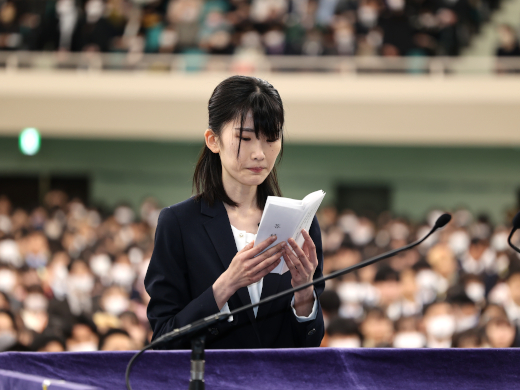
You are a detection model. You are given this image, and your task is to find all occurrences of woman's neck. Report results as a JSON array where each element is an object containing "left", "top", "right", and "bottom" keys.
[{"left": 222, "top": 172, "right": 258, "bottom": 210}]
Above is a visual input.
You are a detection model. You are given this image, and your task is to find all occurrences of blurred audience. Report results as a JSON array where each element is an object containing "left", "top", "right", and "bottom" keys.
[
  {"left": 317, "top": 205, "right": 520, "bottom": 349},
  {"left": 0, "top": 0, "right": 498, "bottom": 57},
  {"left": 0, "top": 190, "right": 519, "bottom": 351}
]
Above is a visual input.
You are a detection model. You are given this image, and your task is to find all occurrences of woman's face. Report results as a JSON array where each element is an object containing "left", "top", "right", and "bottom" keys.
[{"left": 206, "top": 112, "right": 282, "bottom": 189}]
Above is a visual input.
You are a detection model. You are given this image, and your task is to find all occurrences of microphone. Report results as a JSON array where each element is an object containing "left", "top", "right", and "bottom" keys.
[
  {"left": 189, "top": 337, "right": 205, "bottom": 390},
  {"left": 125, "top": 213, "right": 452, "bottom": 390},
  {"left": 508, "top": 211, "right": 520, "bottom": 253}
]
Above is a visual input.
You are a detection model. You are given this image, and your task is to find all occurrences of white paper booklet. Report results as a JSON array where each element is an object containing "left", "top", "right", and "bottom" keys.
[{"left": 254, "top": 190, "right": 326, "bottom": 275}]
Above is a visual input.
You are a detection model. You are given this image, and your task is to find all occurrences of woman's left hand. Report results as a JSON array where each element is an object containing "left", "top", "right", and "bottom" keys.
[{"left": 283, "top": 229, "right": 318, "bottom": 289}]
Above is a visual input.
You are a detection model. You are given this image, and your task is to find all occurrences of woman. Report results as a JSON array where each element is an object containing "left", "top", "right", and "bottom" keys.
[{"left": 145, "top": 75, "right": 325, "bottom": 349}]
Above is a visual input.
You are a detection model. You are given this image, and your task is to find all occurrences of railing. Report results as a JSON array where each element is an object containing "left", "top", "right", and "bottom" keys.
[{"left": 0, "top": 51, "right": 518, "bottom": 74}]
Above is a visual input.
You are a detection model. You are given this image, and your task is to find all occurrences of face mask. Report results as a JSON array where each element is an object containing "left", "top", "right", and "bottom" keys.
[
  {"left": 56, "top": 0, "right": 75, "bottom": 16},
  {"left": 111, "top": 264, "right": 136, "bottom": 287},
  {"left": 390, "top": 222, "right": 409, "bottom": 240},
  {"left": 350, "top": 224, "right": 374, "bottom": 246},
  {"left": 338, "top": 214, "right": 358, "bottom": 233},
  {"left": 0, "top": 331, "right": 17, "bottom": 351},
  {"left": 104, "top": 295, "right": 129, "bottom": 315},
  {"left": 491, "top": 232, "right": 509, "bottom": 252},
  {"left": 90, "top": 254, "right": 111, "bottom": 277},
  {"left": 26, "top": 253, "right": 49, "bottom": 269},
  {"left": 337, "top": 282, "right": 361, "bottom": 303},
  {"left": 114, "top": 206, "right": 135, "bottom": 225},
  {"left": 68, "top": 341, "right": 98, "bottom": 352},
  {"left": 21, "top": 310, "right": 47, "bottom": 333},
  {"left": 0, "top": 240, "right": 22, "bottom": 267},
  {"left": 456, "top": 314, "right": 479, "bottom": 333},
  {"left": 393, "top": 331, "right": 426, "bottom": 348},
  {"left": 387, "top": 0, "right": 405, "bottom": 11},
  {"left": 0, "top": 269, "right": 16, "bottom": 293},
  {"left": 426, "top": 314, "right": 455, "bottom": 339},
  {"left": 416, "top": 269, "right": 438, "bottom": 291},
  {"left": 448, "top": 231, "right": 470, "bottom": 255},
  {"left": 86, "top": 0, "right": 104, "bottom": 23},
  {"left": 24, "top": 294, "right": 48, "bottom": 312},
  {"left": 69, "top": 275, "right": 94, "bottom": 293},
  {"left": 44, "top": 219, "right": 63, "bottom": 240},
  {"left": 357, "top": 6, "right": 378, "bottom": 27},
  {"left": 128, "top": 247, "right": 143, "bottom": 265},
  {"left": 0, "top": 215, "right": 12, "bottom": 234},
  {"left": 465, "top": 283, "right": 485, "bottom": 303},
  {"left": 329, "top": 337, "right": 361, "bottom": 348}
]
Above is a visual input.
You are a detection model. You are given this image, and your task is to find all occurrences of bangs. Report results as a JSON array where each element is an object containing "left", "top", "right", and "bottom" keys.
[{"left": 235, "top": 91, "right": 284, "bottom": 142}]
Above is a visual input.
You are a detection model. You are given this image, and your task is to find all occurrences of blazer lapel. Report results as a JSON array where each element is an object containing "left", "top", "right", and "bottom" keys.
[
  {"left": 256, "top": 272, "right": 282, "bottom": 324},
  {"left": 201, "top": 199, "right": 259, "bottom": 330}
]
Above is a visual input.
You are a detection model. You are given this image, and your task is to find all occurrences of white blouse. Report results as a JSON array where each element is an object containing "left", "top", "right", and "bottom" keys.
[{"left": 219, "top": 224, "right": 318, "bottom": 322}]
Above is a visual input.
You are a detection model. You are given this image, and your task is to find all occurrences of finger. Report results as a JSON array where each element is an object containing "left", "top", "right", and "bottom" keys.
[
  {"left": 248, "top": 241, "right": 285, "bottom": 267},
  {"left": 250, "top": 248, "right": 283, "bottom": 275},
  {"left": 251, "top": 257, "right": 282, "bottom": 283},
  {"left": 288, "top": 238, "right": 313, "bottom": 274},
  {"left": 238, "top": 240, "right": 255, "bottom": 254},
  {"left": 301, "top": 229, "right": 318, "bottom": 267},
  {"left": 283, "top": 247, "right": 302, "bottom": 276},
  {"left": 247, "top": 235, "right": 278, "bottom": 257}
]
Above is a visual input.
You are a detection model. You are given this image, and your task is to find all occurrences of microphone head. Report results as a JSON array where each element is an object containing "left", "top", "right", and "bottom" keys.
[
  {"left": 434, "top": 213, "right": 452, "bottom": 229},
  {"left": 513, "top": 211, "right": 520, "bottom": 230}
]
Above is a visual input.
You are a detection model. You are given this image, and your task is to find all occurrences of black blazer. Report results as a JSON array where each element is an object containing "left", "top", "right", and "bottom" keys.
[{"left": 144, "top": 196, "right": 325, "bottom": 349}]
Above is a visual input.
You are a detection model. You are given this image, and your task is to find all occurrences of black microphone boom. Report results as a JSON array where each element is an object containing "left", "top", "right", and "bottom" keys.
[
  {"left": 508, "top": 211, "right": 520, "bottom": 254},
  {"left": 125, "top": 213, "right": 452, "bottom": 390}
]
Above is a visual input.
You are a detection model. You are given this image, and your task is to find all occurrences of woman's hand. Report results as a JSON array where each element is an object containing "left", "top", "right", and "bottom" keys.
[
  {"left": 283, "top": 229, "right": 318, "bottom": 316},
  {"left": 213, "top": 236, "right": 285, "bottom": 309}
]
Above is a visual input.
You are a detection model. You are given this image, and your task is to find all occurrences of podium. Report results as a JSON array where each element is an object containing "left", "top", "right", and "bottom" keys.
[{"left": 0, "top": 348, "right": 518, "bottom": 389}]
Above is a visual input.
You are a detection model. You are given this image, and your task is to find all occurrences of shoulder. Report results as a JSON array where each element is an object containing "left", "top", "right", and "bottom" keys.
[{"left": 158, "top": 196, "right": 201, "bottom": 225}]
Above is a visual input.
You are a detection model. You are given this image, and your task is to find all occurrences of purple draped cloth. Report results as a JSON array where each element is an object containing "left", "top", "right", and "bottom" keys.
[{"left": 0, "top": 348, "right": 518, "bottom": 390}]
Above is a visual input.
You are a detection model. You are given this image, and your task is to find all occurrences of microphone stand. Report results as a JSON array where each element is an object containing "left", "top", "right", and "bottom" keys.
[
  {"left": 125, "top": 213, "right": 452, "bottom": 390},
  {"left": 508, "top": 211, "right": 520, "bottom": 253}
]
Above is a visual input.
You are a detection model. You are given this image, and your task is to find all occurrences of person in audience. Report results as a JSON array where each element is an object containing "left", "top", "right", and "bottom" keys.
[
  {"left": 99, "top": 328, "right": 134, "bottom": 351},
  {"left": 326, "top": 317, "right": 363, "bottom": 348},
  {"left": 422, "top": 301, "right": 456, "bottom": 348},
  {"left": 66, "top": 316, "right": 100, "bottom": 351}
]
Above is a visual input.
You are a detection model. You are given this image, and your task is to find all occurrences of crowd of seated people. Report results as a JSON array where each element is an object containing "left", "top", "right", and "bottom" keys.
[
  {"left": 0, "top": 0, "right": 501, "bottom": 57},
  {"left": 0, "top": 189, "right": 519, "bottom": 351}
]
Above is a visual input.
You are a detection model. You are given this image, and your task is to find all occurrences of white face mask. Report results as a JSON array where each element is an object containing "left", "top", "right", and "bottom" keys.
[
  {"left": 24, "top": 294, "right": 48, "bottom": 312},
  {"left": 337, "top": 282, "right": 361, "bottom": 303},
  {"left": 114, "top": 206, "right": 135, "bottom": 225},
  {"left": 449, "top": 231, "right": 470, "bottom": 255},
  {"left": 90, "top": 254, "right": 111, "bottom": 277},
  {"left": 491, "top": 232, "right": 509, "bottom": 252},
  {"left": 0, "top": 269, "right": 16, "bottom": 293},
  {"left": 69, "top": 275, "right": 95, "bottom": 293},
  {"left": 357, "top": 6, "right": 378, "bottom": 27},
  {"left": 387, "top": 0, "right": 405, "bottom": 11},
  {"left": 111, "top": 264, "right": 136, "bottom": 287},
  {"left": 104, "top": 295, "right": 129, "bottom": 316},
  {"left": 329, "top": 337, "right": 361, "bottom": 348},
  {"left": 21, "top": 310, "right": 47, "bottom": 333},
  {"left": 393, "top": 331, "right": 426, "bottom": 348},
  {"left": 0, "top": 331, "right": 17, "bottom": 350},
  {"left": 0, "top": 240, "right": 22, "bottom": 267},
  {"left": 426, "top": 314, "right": 456, "bottom": 339},
  {"left": 465, "top": 283, "right": 485, "bottom": 303},
  {"left": 68, "top": 341, "right": 98, "bottom": 352},
  {"left": 456, "top": 314, "right": 479, "bottom": 333},
  {"left": 0, "top": 215, "right": 12, "bottom": 234}
]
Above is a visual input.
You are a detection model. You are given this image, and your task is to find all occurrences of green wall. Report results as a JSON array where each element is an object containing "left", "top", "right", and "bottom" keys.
[{"left": 0, "top": 136, "right": 519, "bottom": 223}]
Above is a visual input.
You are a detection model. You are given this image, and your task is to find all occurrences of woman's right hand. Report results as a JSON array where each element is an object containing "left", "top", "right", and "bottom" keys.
[{"left": 213, "top": 236, "right": 286, "bottom": 309}]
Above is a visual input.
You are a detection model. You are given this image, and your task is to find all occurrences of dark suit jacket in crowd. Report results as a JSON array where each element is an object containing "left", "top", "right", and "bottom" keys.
[{"left": 144, "top": 196, "right": 325, "bottom": 349}]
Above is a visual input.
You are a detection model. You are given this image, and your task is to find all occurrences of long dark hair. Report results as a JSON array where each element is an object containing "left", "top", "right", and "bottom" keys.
[{"left": 193, "top": 75, "right": 284, "bottom": 209}]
